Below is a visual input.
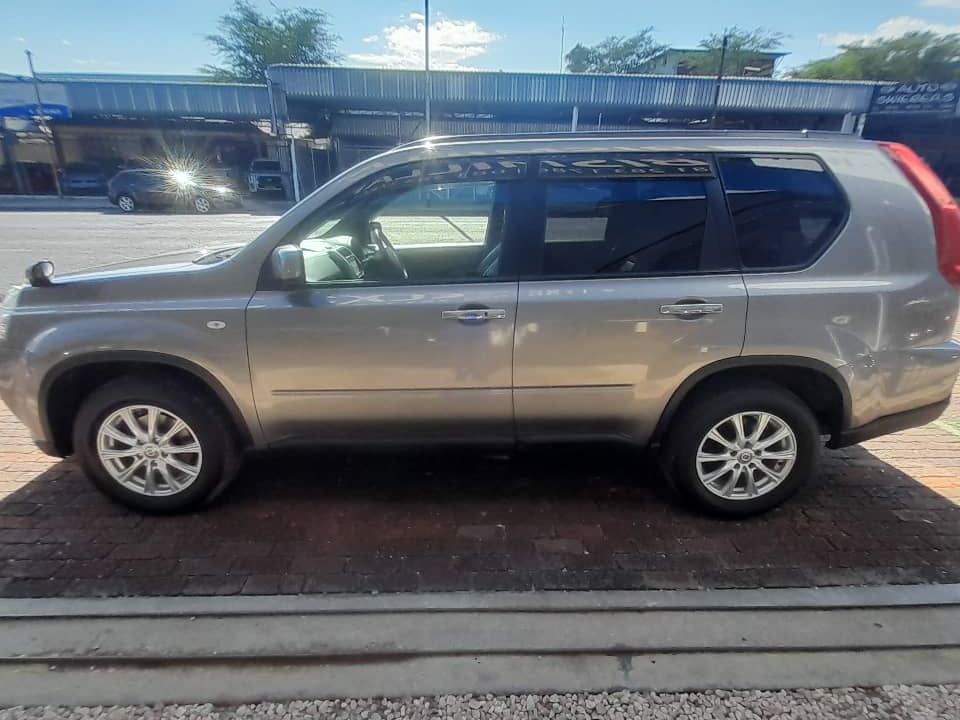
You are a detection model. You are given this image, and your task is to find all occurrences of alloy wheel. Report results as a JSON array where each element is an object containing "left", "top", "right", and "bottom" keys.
[
  {"left": 96, "top": 405, "right": 203, "bottom": 496},
  {"left": 194, "top": 196, "right": 211, "bottom": 213},
  {"left": 117, "top": 196, "right": 135, "bottom": 212},
  {"left": 695, "top": 411, "right": 797, "bottom": 500}
]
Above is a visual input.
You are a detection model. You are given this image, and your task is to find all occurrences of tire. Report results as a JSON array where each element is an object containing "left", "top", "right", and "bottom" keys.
[
  {"left": 116, "top": 194, "right": 136, "bottom": 213},
  {"left": 73, "top": 376, "right": 239, "bottom": 513},
  {"left": 662, "top": 382, "right": 820, "bottom": 517},
  {"left": 193, "top": 195, "right": 212, "bottom": 214}
]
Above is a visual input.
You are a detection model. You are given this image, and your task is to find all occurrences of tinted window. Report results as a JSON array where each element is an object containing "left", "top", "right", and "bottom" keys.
[
  {"left": 718, "top": 155, "right": 847, "bottom": 270},
  {"left": 539, "top": 178, "right": 709, "bottom": 276}
]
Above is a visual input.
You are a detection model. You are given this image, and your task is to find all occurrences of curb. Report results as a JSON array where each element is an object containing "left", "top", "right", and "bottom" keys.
[
  {"left": 2, "top": 585, "right": 959, "bottom": 705},
  {"left": 2, "top": 583, "right": 959, "bottom": 618}
]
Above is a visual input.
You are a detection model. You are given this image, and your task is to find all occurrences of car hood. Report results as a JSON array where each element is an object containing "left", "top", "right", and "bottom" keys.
[{"left": 53, "top": 244, "right": 245, "bottom": 283}]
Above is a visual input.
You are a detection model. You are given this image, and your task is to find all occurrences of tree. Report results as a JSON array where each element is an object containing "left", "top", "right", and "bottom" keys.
[
  {"left": 792, "top": 32, "right": 960, "bottom": 82},
  {"left": 565, "top": 29, "right": 667, "bottom": 74},
  {"left": 680, "top": 27, "right": 787, "bottom": 76},
  {"left": 202, "top": 0, "right": 339, "bottom": 83}
]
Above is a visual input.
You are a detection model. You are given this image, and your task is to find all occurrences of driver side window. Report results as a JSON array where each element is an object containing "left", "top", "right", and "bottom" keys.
[
  {"left": 374, "top": 182, "right": 494, "bottom": 249},
  {"left": 294, "top": 161, "right": 517, "bottom": 286}
]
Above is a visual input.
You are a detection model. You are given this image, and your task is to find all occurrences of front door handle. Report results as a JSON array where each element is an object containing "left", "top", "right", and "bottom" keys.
[
  {"left": 659, "top": 302, "right": 724, "bottom": 316},
  {"left": 441, "top": 308, "right": 507, "bottom": 323}
]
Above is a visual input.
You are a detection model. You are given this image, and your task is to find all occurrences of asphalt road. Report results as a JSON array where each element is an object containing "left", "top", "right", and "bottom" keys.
[{"left": 0, "top": 210, "right": 279, "bottom": 292}]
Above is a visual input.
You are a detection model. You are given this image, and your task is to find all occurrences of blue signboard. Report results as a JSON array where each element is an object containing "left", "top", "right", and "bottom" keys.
[
  {"left": 0, "top": 103, "right": 71, "bottom": 120},
  {"left": 870, "top": 82, "right": 960, "bottom": 114}
]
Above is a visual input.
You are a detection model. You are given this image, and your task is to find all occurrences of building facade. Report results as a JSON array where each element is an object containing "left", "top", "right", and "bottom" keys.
[{"left": 1, "top": 68, "right": 958, "bottom": 198}]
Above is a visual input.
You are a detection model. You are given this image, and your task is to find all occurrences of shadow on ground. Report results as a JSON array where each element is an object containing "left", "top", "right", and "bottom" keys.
[{"left": 1, "top": 441, "right": 959, "bottom": 598}]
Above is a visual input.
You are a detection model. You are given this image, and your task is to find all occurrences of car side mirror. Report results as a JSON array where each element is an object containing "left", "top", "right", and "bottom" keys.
[{"left": 270, "top": 245, "right": 304, "bottom": 283}]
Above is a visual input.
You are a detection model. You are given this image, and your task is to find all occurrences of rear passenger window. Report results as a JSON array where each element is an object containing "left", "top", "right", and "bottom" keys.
[
  {"left": 718, "top": 155, "right": 847, "bottom": 270},
  {"left": 540, "top": 178, "right": 710, "bottom": 276}
]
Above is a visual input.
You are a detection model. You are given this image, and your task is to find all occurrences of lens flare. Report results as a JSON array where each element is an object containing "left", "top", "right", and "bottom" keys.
[{"left": 169, "top": 169, "right": 196, "bottom": 186}]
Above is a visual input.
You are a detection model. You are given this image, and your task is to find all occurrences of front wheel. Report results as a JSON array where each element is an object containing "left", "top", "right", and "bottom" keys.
[
  {"left": 193, "top": 195, "right": 212, "bottom": 214},
  {"left": 73, "top": 377, "right": 238, "bottom": 512},
  {"left": 663, "top": 383, "right": 820, "bottom": 516}
]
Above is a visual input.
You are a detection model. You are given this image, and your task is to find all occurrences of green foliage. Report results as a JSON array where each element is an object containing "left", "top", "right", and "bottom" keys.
[
  {"left": 565, "top": 29, "right": 667, "bottom": 74},
  {"left": 201, "top": 0, "right": 340, "bottom": 83},
  {"left": 679, "top": 27, "right": 787, "bottom": 76},
  {"left": 793, "top": 32, "right": 960, "bottom": 82}
]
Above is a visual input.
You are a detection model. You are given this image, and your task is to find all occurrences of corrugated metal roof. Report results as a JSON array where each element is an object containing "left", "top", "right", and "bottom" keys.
[
  {"left": 51, "top": 78, "right": 271, "bottom": 119},
  {"left": 271, "top": 66, "right": 878, "bottom": 115}
]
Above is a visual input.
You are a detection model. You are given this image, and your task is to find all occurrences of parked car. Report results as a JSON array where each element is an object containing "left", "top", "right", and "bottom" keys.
[
  {"left": 59, "top": 163, "right": 108, "bottom": 196},
  {"left": 107, "top": 169, "right": 242, "bottom": 214},
  {"left": 247, "top": 158, "right": 283, "bottom": 193},
  {"left": 3, "top": 131, "right": 959, "bottom": 514}
]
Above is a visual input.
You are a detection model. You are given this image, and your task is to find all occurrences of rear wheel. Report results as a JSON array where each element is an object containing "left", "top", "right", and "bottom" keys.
[
  {"left": 663, "top": 383, "right": 820, "bottom": 516},
  {"left": 73, "top": 377, "right": 238, "bottom": 512},
  {"left": 116, "top": 194, "right": 136, "bottom": 213}
]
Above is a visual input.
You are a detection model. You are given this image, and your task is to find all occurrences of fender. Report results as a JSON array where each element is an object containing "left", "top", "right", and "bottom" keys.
[
  {"left": 39, "top": 350, "right": 257, "bottom": 449},
  {"left": 649, "top": 355, "right": 853, "bottom": 447}
]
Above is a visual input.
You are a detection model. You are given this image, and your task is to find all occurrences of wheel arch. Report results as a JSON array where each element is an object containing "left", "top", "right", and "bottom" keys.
[
  {"left": 40, "top": 351, "right": 253, "bottom": 456},
  {"left": 650, "top": 356, "right": 852, "bottom": 448}
]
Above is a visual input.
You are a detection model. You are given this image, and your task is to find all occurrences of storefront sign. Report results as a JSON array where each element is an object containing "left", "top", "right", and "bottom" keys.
[
  {"left": 0, "top": 81, "right": 71, "bottom": 119},
  {"left": 870, "top": 82, "right": 960, "bottom": 114}
]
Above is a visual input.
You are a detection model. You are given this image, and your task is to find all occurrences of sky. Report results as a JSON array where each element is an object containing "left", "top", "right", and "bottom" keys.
[{"left": 3, "top": 1, "right": 960, "bottom": 78}]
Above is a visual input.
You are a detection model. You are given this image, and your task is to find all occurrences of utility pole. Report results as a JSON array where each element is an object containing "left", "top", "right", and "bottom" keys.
[
  {"left": 424, "top": 0, "right": 431, "bottom": 136},
  {"left": 26, "top": 50, "right": 62, "bottom": 198},
  {"left": 559, "top": 17, "right": 565, "bottom": 73},
  {"left": 709, "top": 34, "right": 729, "bottom": 130}
]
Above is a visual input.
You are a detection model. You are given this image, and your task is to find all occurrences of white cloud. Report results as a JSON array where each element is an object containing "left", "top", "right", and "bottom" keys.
[
  {"left": 361, "top": 34, "right": 379, "bottom": 44},
  {"left": 819, "top": 15, "right": 960, "bottom": 47},
  {"left": 921, "top": 0, "right": 960, "bottom": 8},
  {"left": 348, "top": 15, "right": 499, "bottom": 70},
  {"left": 15, "top": 36, "right": 26, "bottom": 44},
  {"left": 61, "top": 39, "right": 71, "bottom": 47}
]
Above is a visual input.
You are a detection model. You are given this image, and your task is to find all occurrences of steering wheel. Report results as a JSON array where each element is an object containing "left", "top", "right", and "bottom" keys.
[{"left": 368, "top": 221, "right": 408, "bottom": 280}]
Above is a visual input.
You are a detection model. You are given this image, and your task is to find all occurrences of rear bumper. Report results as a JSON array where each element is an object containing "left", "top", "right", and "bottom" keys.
[{"left": 828, "top": 397, "right": 950, "bottom": 448}]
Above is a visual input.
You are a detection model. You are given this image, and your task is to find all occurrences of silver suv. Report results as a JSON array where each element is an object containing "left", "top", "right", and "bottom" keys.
[{"left": 2, "top": 131, "right": 959, "bottom": 515}]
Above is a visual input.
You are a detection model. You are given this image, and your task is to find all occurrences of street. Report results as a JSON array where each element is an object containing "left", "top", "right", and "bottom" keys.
[{"left": 0, "top": 209, "right": 278, "bottom": 291}]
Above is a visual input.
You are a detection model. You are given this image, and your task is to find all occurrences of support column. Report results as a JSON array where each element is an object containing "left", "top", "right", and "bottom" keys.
[{"left": 571, "top": 105, "right": 579, "bottom": 132}]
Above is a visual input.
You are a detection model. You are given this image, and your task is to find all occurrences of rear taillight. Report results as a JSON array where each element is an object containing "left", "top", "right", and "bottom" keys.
[{"left": 879, "top": 141, "right": 960, "bottom": 289}]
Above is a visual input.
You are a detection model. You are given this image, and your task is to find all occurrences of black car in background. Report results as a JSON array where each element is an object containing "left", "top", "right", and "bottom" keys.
[
  {"left": 60, "top": 163, "right": 109, "bottom": 195},
  {"left": 107, "top": 169, "right": 242, "bottom": 214}
]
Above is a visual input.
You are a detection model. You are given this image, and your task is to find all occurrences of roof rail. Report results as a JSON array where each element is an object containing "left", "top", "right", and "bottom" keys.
[{"left": 394, "top": 128, "right": 856, "bottom": 150}]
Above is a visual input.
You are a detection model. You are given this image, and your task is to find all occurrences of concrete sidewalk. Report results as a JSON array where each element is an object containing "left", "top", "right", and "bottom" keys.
[
  {"left": 2, "top": 584, "right": 960, "bottom": 705},
  {"left": 0, "top": 195, "right": 292, "bottom": 213},
  {"left": 0, "top": 195, "right": 112, "bottom": 211}
]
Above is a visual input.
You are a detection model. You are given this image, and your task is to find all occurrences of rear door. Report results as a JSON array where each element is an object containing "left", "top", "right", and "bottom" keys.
[{"left": 512, "top": 153, "right": 748, "bottom": 443}]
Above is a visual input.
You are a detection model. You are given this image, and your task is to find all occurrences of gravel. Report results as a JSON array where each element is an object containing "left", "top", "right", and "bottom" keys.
[{"left": 2, "top": 686, "right": 959, "bottom": 720}]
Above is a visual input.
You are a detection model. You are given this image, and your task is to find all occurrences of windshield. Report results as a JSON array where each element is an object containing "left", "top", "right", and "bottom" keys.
[{"left": 251, "top": 160, "right": 281, "bottom": 173}]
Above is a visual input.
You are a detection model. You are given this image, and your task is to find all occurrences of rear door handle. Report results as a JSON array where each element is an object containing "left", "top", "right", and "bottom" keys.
[
  {"left": 659, "top": 303, "right": 724, "bottom": 316},
  {"left": 441, "top": 308, "right": 507, "bottom": 322}
]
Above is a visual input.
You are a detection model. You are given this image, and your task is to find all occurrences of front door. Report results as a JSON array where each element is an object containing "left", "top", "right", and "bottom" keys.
[
  {"left": 247, "top": 160, "right": 525, "bottom": 445},
  {"left": 511, "top": 153, "right": 748, "bottom": 443}
]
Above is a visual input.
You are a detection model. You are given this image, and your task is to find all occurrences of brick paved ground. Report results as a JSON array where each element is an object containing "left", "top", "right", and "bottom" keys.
[{"left": 1, "top": 378, "right": 958, "bottom": 599}]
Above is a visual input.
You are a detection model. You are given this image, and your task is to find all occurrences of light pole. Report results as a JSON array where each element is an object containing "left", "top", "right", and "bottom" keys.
[
  {"left": 709, "top": 35, "right": 729, "bottom": 130},
  {"left": 25, "top": 50, "right": 63, "bottom": 198},
  {"left": 424, "top": 0, "right": 431, "bottom": 136}
]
